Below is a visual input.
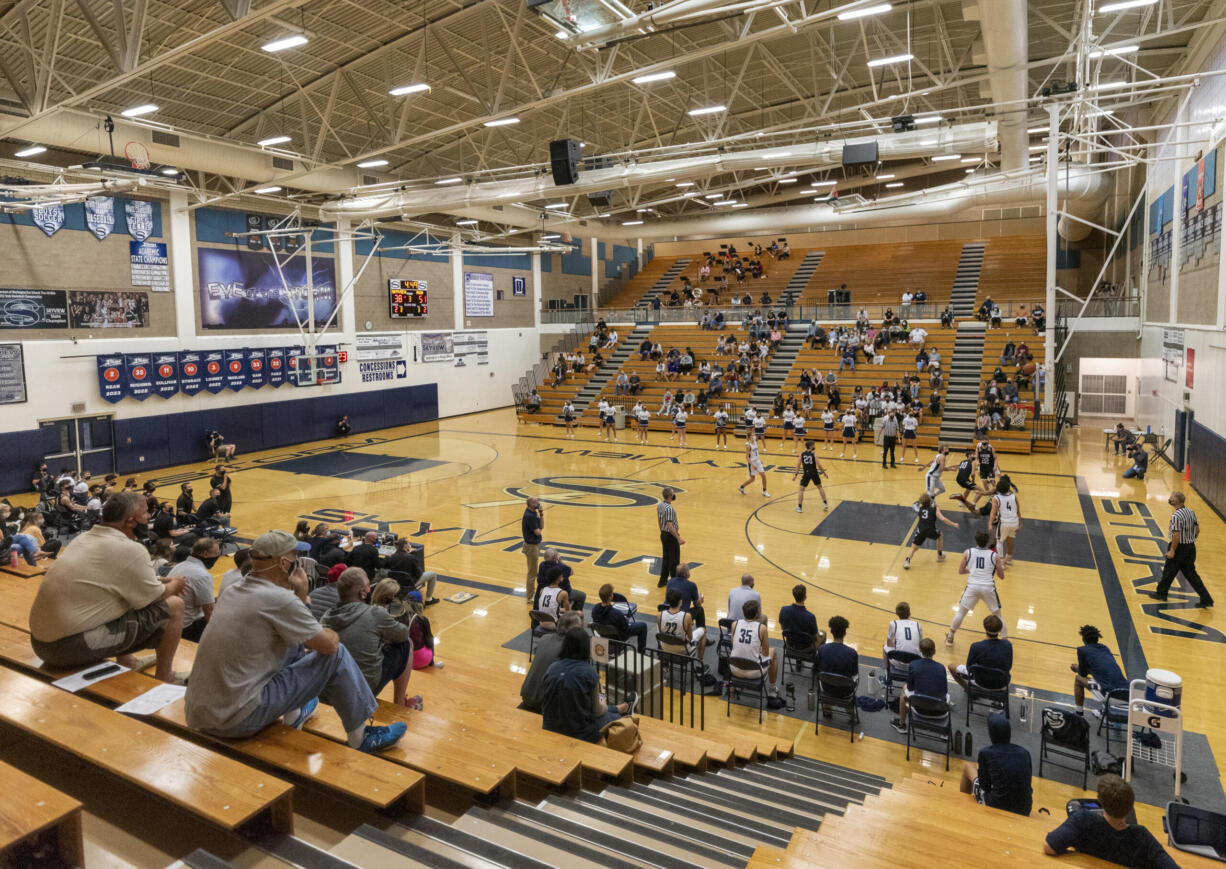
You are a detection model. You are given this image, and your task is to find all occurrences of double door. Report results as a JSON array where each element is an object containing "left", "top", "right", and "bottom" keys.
[{"left": 40, "top": 415, "right": 115, "bottom": 479}]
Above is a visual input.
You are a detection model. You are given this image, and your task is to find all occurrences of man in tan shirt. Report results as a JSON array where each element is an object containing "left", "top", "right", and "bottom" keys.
[{"left": 29, "top": 491, "right": 185, "bottom": 683}]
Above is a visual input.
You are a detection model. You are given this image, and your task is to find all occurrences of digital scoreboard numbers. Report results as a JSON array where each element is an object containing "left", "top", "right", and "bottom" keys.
[{"left": 389, "top": 278, "right": 428, "bottom": 318}]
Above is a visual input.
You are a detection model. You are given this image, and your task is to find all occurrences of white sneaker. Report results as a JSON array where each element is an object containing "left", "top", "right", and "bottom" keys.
[
  {"left": 795, "top": 506, "right": 803, "bottom": 513},
  {"left": 823, "top": 502, "right": 829, "bottom": 511},
  {"left": 739, "top": 486, "right": 746, "bottom": 495},
  {"left": 914, "top": 458, "right": 920, "bottom": 463},
  {"left": 762, "top": 490, "right": 770, "bottom": 497},
  {"left": 945, "top": 631, "right": 955, "bottom": 646},
  {"left": 903, "top": 558, "right": 911, "bottom": 570},
  {"left": 936, "top": 552, "right": 946, "bottom": 561}
]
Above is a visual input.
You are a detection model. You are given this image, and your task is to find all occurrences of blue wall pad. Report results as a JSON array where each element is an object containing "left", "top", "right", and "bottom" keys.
[{"left": 262, "top": 452, "right": 444, "bottom": 482}]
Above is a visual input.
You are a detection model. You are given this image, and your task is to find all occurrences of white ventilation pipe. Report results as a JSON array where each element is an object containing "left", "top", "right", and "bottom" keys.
[{"left": 969, "top": 0, "right": 1029, "bottom": 171}]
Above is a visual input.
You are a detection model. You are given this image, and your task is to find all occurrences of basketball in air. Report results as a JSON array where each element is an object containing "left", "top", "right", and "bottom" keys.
[{"left": 1021, "top": 361, "right": 1037, "bottom": 376}]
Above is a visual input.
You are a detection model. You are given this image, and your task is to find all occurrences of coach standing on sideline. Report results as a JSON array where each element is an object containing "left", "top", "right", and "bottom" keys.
[
  {"left": 879, "top": 411, "right": 899, "bottom": 469},
  {"left": 657, "top": 488, "right": 684, "bottom": 588},
  {"left": 522, "top": 497, "right": 544, "bottom": 604},
  {"left": 1154, "top": 492, "right": 1213, "bottom": 608}
]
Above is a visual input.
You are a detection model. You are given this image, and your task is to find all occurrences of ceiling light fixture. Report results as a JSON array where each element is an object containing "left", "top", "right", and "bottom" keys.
[
  {"left": 545, "top": 202, "right": 568, "bottom": 209},
  {"left": 683, "top": 192, "right": 700, "bottom": 197},
  {"left": 1089, "top": 45, "right": 1139, "bottom": 58},
  {"left": 885, "top": 182, "right": 903, "bottom": 188},
  {"left": 542, "top": 234, "right": 561, "bottom": 239},
  {"left": 965, "top": 168, "right": 976, "bottom": 173},
  {"left": 676, "top": 181, "right": 695, "bottom": 187},
  {"left": 357, "top": 159, "right": 389, "bottom": 168},
  {"left": 838, "top": 3, "right": 891, "bottom": 21},
  {"left": 960, "top": 157, "right": 980, "bottom": 163},
  {"left": 914, "top": 114, "right": 943, "bottom": 125},
  {"left": 456, "top": 219, "right": 478, "bottom": 226},
  {"left": 931, "top": 154, "right": 962, "bottom": 162},
  {"left": 484, "top": 117, "right": 520, "bottom": 127},
  {"left": 120, "top": 103, "right": 158, "bottom": 118},
  {"left": 777, "top": 178, "right": 797, "bottom": 184},
  {"left": 731, "top": 203, "right": 750, "bottom": 208},
  {"left": 257, "top": 135, "right": 291, "bottom": 147},
  {"left": 688, "top": 105, "right": 726, "bottom": 116},
  {"left": 555, "top": 30, "right": 569, "bottom": 39},
  {"left": 389, "top": 83, "right": 430, "bottom": 96},
  {"left": 14, "top": 145, "right": 46, "bottom": 157},
  {"left": 622, "top": 220, "right": 644, "bottom": 226},
  {"left": 875, "top": 173, "right": 895, "bottom": 180},
  {"left": 261, "top": 34, "right": 308, "bottom": 52},
  {"left": 810, "top": 180, "right": 836, "bottom": 186},
  {"left": 1027, "top": 126, "right": 1048, "bottom": 134},
  {"left": 867, "top": 53, "right": 912, "bottom": 68},
  {"left": 436, "top": 177, "right": 463, "bottom": 185},
  {"left": 253, "top": 185, "right": 282, "bottom": 194},
  {"left": 161, "top": 167, "right": 179, "bottom": 176},
  {"left": 704, "top": 193, "right": 724, "bottom": 199},
  {"left": 632, "top": 70, "right": 676, "bottom": 84},
  {"left": 1098, "top": 0, "right": 1156, "bottom": 12}
]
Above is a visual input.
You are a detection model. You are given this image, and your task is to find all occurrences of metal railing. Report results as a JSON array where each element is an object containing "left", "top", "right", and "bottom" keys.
[
  {"left": 595, "top": 638, "right": 706, "bottom": 730},
  {"left": 1054, "top": 297, "right": 1140, "bottom": 320}
]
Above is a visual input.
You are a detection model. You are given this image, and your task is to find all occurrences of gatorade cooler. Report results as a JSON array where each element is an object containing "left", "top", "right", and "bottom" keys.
[
  {"left": 614, "top": 407, "right": 626, "bottom": 430},
  {"left": 1144, "top": 669, "right": 1182, "bottom": 717}
]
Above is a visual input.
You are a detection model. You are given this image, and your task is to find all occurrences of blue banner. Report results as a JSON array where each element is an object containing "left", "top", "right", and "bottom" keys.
[
  {"left": 178, "top": 351, "right": 203, "bottom": 395},
  {"left": 247, "top": 347, "right": 266, "bottom": 388},
  {"left": 266, "top": 347, "right": 286, "bottom": 387},
  {"left": 97, "top": 354, "right": 124, "bottom": 403},
  {"left": 202, "top": 350, "right": 225, "bottom": 394},
  {"left": 288, "top": 346, "right": 309, "bottom": 387},
  {"left": 224, "top": 349, "right": 248, "bottom": 391},
  {"left": 197, "top": 246, "right": 337, "bottom": 330},
  {"left": 124, "top": 354, "right": 153, "bottom": 401},
  {"left": 317, "top": 345, "right": 339, "bottom": 384},
  {"left": 152, "top": 352, "right": 179, "bottom": 398}
]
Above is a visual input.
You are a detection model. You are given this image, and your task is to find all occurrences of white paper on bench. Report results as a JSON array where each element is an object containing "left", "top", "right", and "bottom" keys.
[
  {"left": 52, "top": 663, "right": 131, "bottom": 693},
  {"left": 114, "top": 683, "right": 186, "bottom": 716}
]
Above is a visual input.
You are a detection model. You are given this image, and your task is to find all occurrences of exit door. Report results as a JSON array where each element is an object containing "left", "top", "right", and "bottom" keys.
[{"left": 40, "top": 415, "right": 115, "bottom": 478}]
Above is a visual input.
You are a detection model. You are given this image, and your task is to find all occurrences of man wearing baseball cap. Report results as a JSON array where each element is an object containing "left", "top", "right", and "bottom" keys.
[{"left": 185, "top": 529, "right": 405, "bottom": 753}]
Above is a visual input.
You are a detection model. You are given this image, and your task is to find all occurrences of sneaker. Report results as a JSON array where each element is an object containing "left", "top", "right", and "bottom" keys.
[
  {"left": 823, "top": 502, "right": 829, "bottom": 510},
  {"left": 359, "top": 722, "right": 407, "bottom": 753},
  {"left": 739, "top": 486, "right": 746, "bottom": 495},
  {"left": 945, "top": 631, "right": 954, "bottom": 646},
  {"left": 626, "top": 691, "right": 640, "bottom": 716},
  {"left": 425, "top": 597, "right": 441, "bottom": 606},
  {"left": 1004, "top": 556, "right": 1014, "bottom": 566},
  {"left": 891, "top": 719, "right": 907, "bottom": 734},
  {"left": 795, "top": 505, "right": 803, "bottom": 513},
  {"left": 766, "top": 695, "right": 787, "bottom": 710},
  {"left": 289, "top": 697, "right": 319, "bottom": 730},
  {"left": 915, "top": 458, "right": 920, "bottom": 463},
  {"left": 903, "top": 558, "right": 911, "bottom": 570},
  {"left": 936, "top": 552, "right": 946, "bottom": 561},
  {"left": 762, "top": 490, "right": 770, "bottom": 497}
]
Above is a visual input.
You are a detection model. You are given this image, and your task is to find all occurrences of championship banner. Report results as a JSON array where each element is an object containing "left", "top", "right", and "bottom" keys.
[
  {"left": 152, "top": 352, "right": 179, "bottom": 399},
  {"left": 266, "top": 347, "right": 286, "bottom": 387},
  {"left": 288, "top": 346, "right": 310, "bottom": 386},
  {"left": 0, "top": 289, "right": 68, "bottom": 329},
  {"left": 202, "top": 350, "right": 225, "bottom": 394},
  {"left": 125, "top": 200, "right": 155, "bottom": 241},
  {"left": 316, "top": 344, "right": 339, "bottom": 384},
  {"left": 177, "top": 351, "right": 203, "bottom": 395},
  {"left": 223, "top": 349, "right": 248, "bottom": 391},
  {"left": 124, "top": 353, "right": 153, "bottom": 401},
  {"left": 197, "top": 246, "right": 338, "bottom": 330},
  {"left": 97, "top": 354, "right": 124, "bottom": 403},
  {"left": 247, "top": 347, "right": 267, "bottom": 388},
  {"left": 67, "top": 290, "right": 148, "bottom": 328},
  {"left": 266, "top": 216, "right": 285, "bottom": 252},
  {"left": 32, "top": 204, "right": 64, "bottom": 237},
  {"left": 246, "top": 214, "right": 264, "bottom": 250},
  {"left": 85, "top": 196, "right": 115, "bottom": 240}
]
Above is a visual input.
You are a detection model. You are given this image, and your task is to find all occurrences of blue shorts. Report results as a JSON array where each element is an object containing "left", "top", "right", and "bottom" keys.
[
  {"left": 842, "top": 427, "right": 855, "bottom": 438},
  {"left": 377, "top": 641, "right": 412, "bottom": 692},
  {"left": 675, "top": 422, "right": 686, "bottom": 429},
  {"left": 824, "top": 423, "right": 834, "bottom": 431},
  {"left": 794, "top": 428, "right": 805, "bottom": 437},
  {"left": 904, "top": 430, "right": 917, "bottom": 440},
  {"left": 638, "top": 418, "right": 649, "bottom": 428},
  {"left": 783, "top": 422, "right": 794, "bottom": 431}
]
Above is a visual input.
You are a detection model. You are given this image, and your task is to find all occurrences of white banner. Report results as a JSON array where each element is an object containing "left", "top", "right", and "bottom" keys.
[
  {"left": 463, "top": 271, "right": 495, "bottom": 317},
  {"left": 453, "top": 330, "right": 489, "bottom": 365},
  {"left": 356, "top": 333, "right": 405, "bottom": 361},
  {"left": 421, "top": 331, "right": 454, "bottom": 363}
]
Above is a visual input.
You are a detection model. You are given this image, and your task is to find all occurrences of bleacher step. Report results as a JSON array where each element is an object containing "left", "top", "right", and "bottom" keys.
[
  {"left": 461, "top": 805, "right": 642, "bottom": 869},
  {"left": 599, "top": 783, "right": 794, "bottom": 848},
  {"left": 646, "top": 777, "right": 827, "bottom": 830},
  {"left": 775, "top": 755, "right": 890, "bottom": 787},
  {"left": 559, "top": 791, "right": 758, "bottom": 859}
]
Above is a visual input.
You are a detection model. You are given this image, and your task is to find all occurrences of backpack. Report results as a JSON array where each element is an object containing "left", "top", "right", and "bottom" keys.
[
  {"left": 1091, "top": 750, "right": 1123, "bottom": 776},
  {"left": 1042, "top": 707, "right": 1089, "bottom": 750}
]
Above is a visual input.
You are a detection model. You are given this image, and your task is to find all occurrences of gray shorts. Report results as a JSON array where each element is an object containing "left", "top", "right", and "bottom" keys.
[{"left": 32, "top": 599, "right": 171, "bottom": 669}]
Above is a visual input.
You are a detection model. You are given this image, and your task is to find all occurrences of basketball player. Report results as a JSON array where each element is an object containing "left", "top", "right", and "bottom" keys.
[
  {"left": 951, "top": 447, "right": 978, "bottom": 506},
  {"left": 753, "top": 408, "right": 767, "bottom": 452},
  {"left": 561, "top": 399, "right": 576, "bottom": 439},
  {"left": 945, "top": 531, "right": 1007, "bottom": 645},
  {"left": 729, "top": 599, "right": 786, "bottom": 709},
  {"left": 739, "top": 428, "right": 770, "bottom": 497},
  {"left": 838, "top": 409, "right": 858, "bottom": 459},
  {"left": 901, "top": 410, "right": 920, "bottom": 463},
  {"left": 597, "top": 396, "right": 615, "bottom": 442},
  {"left": 782, "top": 404, "right": 796, "bottom": 453},
  {"left": 635, "top": 402, "right": 651, "bottom": 445},
  {"left": 882, "top": 601, "right": 923, "bottom": 661},
  {"left": 821, "top": 404, "right": 836, "bottom": 450},
  {"left": 713, "top": 407, "right": 729, "bottom": 449},
  {"left": 975, "top": 438, "right": 999, "bottom": 487},
  {"left": 793, "top": 440, "right": 829, "bottom": 513},
  {"left": 921, "top": 446, "right": 953, "bottom": 498},
  {"left": 792, "top": 410, "right": 807, "bottom": 455},
  {"left": 903, "top": 493, "right": 959, "bottom": 569},
  {"left": 673, "top": 405, "right": 689, "bottom": 447},
  {"left": 535, "top": 568, "right": 570, "bottom": 620},
  {"left": 988, "top": 478, "right": 1021, "bottom": 565},
  {"left": 659, "top": 588, "right": 707, "bottom": 660}
]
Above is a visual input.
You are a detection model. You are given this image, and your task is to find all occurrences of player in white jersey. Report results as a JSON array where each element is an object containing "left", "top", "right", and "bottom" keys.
[
  {"left": 738, "top": 428, "right": 770, "bottom": 497},
  {"left": 713, "top": 408, "right": 729, "bottom": 449},
  {"left": 597, "top": 396, "right": 616, "bottom": 442},
  {"left": 945, "top": 531, "right": 1006, "bottom": 645},
  {"left": 635, "top": 403, "right": 651, "bottom": 444},
  {"left": 820, "top": 407, "right": 836, "bottom": 450},
  {"left": 901, "top": 412, "right": 920, "bottom": 462},
  {"left": 673, "top": 407, "right": 689, "bottom": 447},
  {"left": 838, "top": 411, "right": 858, "bottom": 459},
  {"left": 792, "top": 412, "right": 807, "bottom": 452},
  {"left": 728, "top": 599, "right": 785, "bottom": 708},
  {"left": 782, "top": 406, "right": 796, "bottom": 452},
  {"left": 988, "top": 478, "right": 1022, "bottom": 564},
  {"left": 921, "top": 446, "right": 952, "bottom": 497},
  {"left": 882, "top": 601, "right": 923, "bottom": 661},
  {"left": 561, "top": 400, "right": 576, "bottom": 438},
  {"left": 535, "top": 570, "right": 570, "bottom": 621},
  {"left": 658, "top": 589, "right": 707, "bottom": 659}
]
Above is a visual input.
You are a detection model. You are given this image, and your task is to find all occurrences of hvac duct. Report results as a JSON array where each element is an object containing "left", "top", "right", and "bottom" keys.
[{"left": 968, "top": 0, "right": 1029, "bottom": 171}]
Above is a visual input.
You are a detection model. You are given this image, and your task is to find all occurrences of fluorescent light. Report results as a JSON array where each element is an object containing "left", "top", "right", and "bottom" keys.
[
  {"left": 545, "top": 202, "right": 568, "bottom": 209},
  {"left": 1089, "top": 109, "right": 1115, "bottom": 117},
  {"left": 731, "top": 203, "right": 749, "bottom": 208},
  {"left": 704, "top": 193, "right": 723, "bottom": 199},
  {"left": 867, "top": 53, "right": 912, "bottom": 68},
  {"left": 555, "top": 30, "right": 569, "bottom": 39},
  {"left": 1028, "top": 126, "right": 1048, "bottom": 134},
  {"left": 542, "top": 234, "right": 561, "bottom": 239},
  {"left": 754, "top": 167, "right": 768, "bottom": 171},
  {"left": 810, "top": 179, "right": 836, "bottom": 186},
  {"left": 456, "top": 219, "right": 478, "bottom": 226},
  {"left": 14, "top": 145, "right": 46, "bottom": 157},
  {"left": 875, "top": 173, "right": 895, "bottom": 180},
  {"left": 261, "top": 34, "right": 308, "bottom": 52},
  {"left": 838, "top": 3, "right": 891, "bottom": 21},
  {"left": 932, "top": 153, "right": 961, "bottom": 162},
  {"left": 632, "top": 71, "right": 676, "bottom": 84},
  {"left": 436, "top": 177, "right": 463, "bottom": 185},
  {"left": 714, "top": 199, "right": 738, "bottom": 205},
  {"left": 675, "top": 181, "right": 695, "bottom": 187},
  {"left": 389, "top": 83, "right": 430, "bottom": 96},
  {"left": 777, "top": 178, "right": 797, "bottom": 184},
  {"left": 357, "top": 159, "right": 389, "bottom": 168},
  {"left": 965, "top": 168, "right": 976, "bottom": 173},
  {"left": 484, "top": 117, "right": 520, "bottom": 127},
  {"left": 914, "top": 114, "right": 943, "bottom": 125},
  {"left": 688, "top": 105, "right": 726, "bottom": 116},
  {"left": 1090, "top": 45, "right": 1139, "bottom": 59},
  {"left": 885, "top": 182, "right": 903, "bottom": 188},
  {"left": 1093, "top": 80, "right": 1132, "bottom": 91},
  {"left": 1098, "top": 0, "right": 1156, "bottom": 12},
  {"left": 160, "top": 167, "right": 179, "bottom": 176},
  {"left": 253, "top": 185, "right": 281, "bottom": 194},
  {"left": 120, "top": 103, "right": 157, "bottom": 118},
  {"left": 960, "top": 157, "right": 980, "bottom": 163},
  {"left": 257, "top": 135, "right": 292, "bottom": 147},
  {"left": 622, "top": 220, "right": 644, "bottom": 226},
  {"left": 683, "top": 192, "right": 700, "bottom": 197},
  {"left": 1028, "top": 144, "right": 1047, "bottom": 151}
]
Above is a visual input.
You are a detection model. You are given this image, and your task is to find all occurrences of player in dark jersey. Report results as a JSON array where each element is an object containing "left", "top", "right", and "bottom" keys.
[
  {"left": 975, "top": 439, "right": 999, "bottom": 485},
  {"left": 792, "top": 439, "right": 829, "bottom": 512},
  {"left": 903, "top": 492, "right": 960, "bottom": 569},
  {"left": 952, "top": 447, "right": 989, "bottom": 511}
]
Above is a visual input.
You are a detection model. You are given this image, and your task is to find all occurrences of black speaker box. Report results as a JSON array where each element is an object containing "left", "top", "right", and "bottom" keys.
[
  {"left": 842, "top": 141, "right": 879, "bottom": 166},
  {"left": 588, "top": 190, "right": 612, "bottom": 208},
  {"left": 550, "top": 139, "right": 582, "bottom": 185}
]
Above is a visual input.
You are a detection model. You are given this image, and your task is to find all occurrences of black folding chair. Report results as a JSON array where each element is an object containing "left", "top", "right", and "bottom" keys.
[
  {"left": 1039, "top": 709, "right": 1091, "bottom": 790},
  {"left": 814, "top": 672, "right": 858, "bottom": 742},
  {"left": 906, "top": 694, "right": 952, "bottom": 770},
  {"left": 884, "top": 650, "right": 919, "bottom": 709},
  {"left": 527, "top": 609, "right": 557, "bottom": 661},
  {"left": 781, "top": 630, "right": 818, "bottom": 683},
  {"left": 1097, "top": 688, "right": 1132, "bottom": 755},
  {"left": 965, "top": 664, "right": 1011, "bottom": 725},
  {"left": 726, "top": 655, "right": 768, "bottom": 723}
]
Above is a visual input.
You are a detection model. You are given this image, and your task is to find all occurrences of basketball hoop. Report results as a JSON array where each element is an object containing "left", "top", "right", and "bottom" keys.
[{"left": 124, "top": 141, "right": 151, "bottom": 170}]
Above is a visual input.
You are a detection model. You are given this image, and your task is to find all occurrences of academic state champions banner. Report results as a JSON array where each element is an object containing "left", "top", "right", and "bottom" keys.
[
  {"left": 95, "top": 344, "right": 336, "bottom": 401},
  {"left": 197, "top": 246, "right": 337, "bottom": 330}
]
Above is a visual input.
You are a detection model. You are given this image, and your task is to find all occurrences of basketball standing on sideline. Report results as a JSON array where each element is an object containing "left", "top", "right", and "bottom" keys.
[
  {"left": 739, "top": 428, "right": 771, "bottom": 497},
  {"left": 946, "top": 531, "right": 1007, "bottom": 645},
  {"left": 793, "top": 440, "right": 829, "bottom": 513},
  {"left": 657, "top": 488, "right": 684, "bottom": 588},
  {"left": 1153, "top": 491, "right": 1213, "bottom": 607}
]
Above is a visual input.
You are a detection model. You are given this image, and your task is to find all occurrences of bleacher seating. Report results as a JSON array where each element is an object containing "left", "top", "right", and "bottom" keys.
[
  {"left": 607, "top": 249, "right": 815, "bottom": 311},
  {"left": 979, "top": 236, "right": 1046, "bottom": 307},
  {"left": 796, "top": 240, "right": 963, "bottom": 308},
  {"left": 0, "top": 758, "right": 83, "bottom": 867}
]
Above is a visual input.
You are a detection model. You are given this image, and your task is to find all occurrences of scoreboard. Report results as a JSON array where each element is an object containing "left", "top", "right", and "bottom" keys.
[{"left": 389, "top": 278, "right": 428, "bottom": 318}]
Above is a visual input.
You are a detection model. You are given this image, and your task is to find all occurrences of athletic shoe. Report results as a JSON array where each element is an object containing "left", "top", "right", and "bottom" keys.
[
  {"left": 762, "top": 490, "right": 770, "bottom": 497},
  {"left": 626, "top": 691, "right": 640, "bottom": 716},
  {"left": 795, "top": 506, "right": 803, "bottom": 513},
  {"left": 936, "top": 552, "right": 946, "bottom": 561},
  {"left": 945, "top": 631, "right": 954, "bottom": 646},
  {"left": 1004, "top": 556, "right": 1014, "bottom": 565},
  {"left": 823, "top": 502, "right": 829, "bottom": 511},
  {"left": 766, "top": 695, "right": 787, "bottom": 710},
  {"left": 359, "top": 722, "right": 407, "bottom": 753},
  {"left": 288, "top": 697, "right": 319, "bottom": 729},
  {"left": 891, "top": 719, "right": 908, "bottom": 734},
  {"left": 425, "top": 597, "right": 441, "bottom": 606},
  {"left": 903, "top": 558, "right": 911, "bottom": 570},
  {"left": 738, "top": 485, "right": 746, "bottom": 496},
  {"left": 915, "top": 458, "right": 919, "bottom": 463}
]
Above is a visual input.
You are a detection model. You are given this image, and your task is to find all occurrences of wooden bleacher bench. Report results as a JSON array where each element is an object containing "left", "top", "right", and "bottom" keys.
[
  {"left": 0, "top": 561, "right": 47, "bottom": 579},
  {"left": 0, "top": 667, "right": 296, "bottom": 834},
  {"left": 0, "top": 759, "right": 84, "bottom": 867}
]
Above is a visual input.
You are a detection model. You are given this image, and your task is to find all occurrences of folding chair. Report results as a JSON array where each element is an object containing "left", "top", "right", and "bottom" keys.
[
  {"left": 1039, "top": 709, "right": 1091, "bottom": 790},
  {"left": 814, "top": 672, "right": 858, "bottom": 742},
  {"left": 726, "top": 655, "right": 768, "bottom": 724},
  {"left": 906, "top": 694, "right": 952, "bottom": 770},
  {"left": 781, "top": 630, "right": 818, "bottom": 683},
  {"left": 527, "top": 609, "right": 557, "bottom": 661},
  {"left": 656, "top": 630, "right": 699, "bottom": 697},
  {"left": 884, "top": 650, "right": 919, "bottom": 709},
  {"left": 965, "top": 664, "right": 1011, "bottom": 725},
  {"left": 1097, "top": 688, "right": 1132, "bottom": 755}
]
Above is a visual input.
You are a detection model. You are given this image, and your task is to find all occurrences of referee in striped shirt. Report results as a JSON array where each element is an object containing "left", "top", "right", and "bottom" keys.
[
  {"left": 1154, "top": 492, "right": 1213, "bottom": 608},
  {"left": 656, "top": 488, "right": 685, "bottom": 588}
]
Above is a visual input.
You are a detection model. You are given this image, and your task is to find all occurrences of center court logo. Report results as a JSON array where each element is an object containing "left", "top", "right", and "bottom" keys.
[{"left": 504, "top": 476, "right": 685, "bottom": 509}]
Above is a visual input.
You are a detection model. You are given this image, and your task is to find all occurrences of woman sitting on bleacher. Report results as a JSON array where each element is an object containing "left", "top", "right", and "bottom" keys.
[{"left": 541, "top": 629, "right": 634, "bottom": 744}]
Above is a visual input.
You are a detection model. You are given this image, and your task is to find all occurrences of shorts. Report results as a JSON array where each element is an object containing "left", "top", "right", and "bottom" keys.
[
  {"left": 794, "top": 428, "right": 806, "bottom": 437},
  {"left": 957, "top": 476, "right": 974, "bottom": 491},
  {"left": 376, "top": 640, "right": 412, "bottom": 691},
  {"left": 755, "top": 426, "right": 766, "bottom": 435},
  {"left": 675, "top": 422, "right": 686, "bottom": 430},
  {"left": 903, "top": 430, "right": 916, "bottom": 440},
  {"left": 979, "top": 462, "right": 995, "bottom": 479},
  {"left": 783, "top": 422, "right": 794, "bottom": 432},
  {"left": 32, "top": 599, "right": 171, "bottom": 669},
  {"left": 824, "top": 423, "right": 834, "bottom": 431},
  {"left": 903, "top": 686, "right": 949, "bottom": 702},
  {"left": 926, "top": 476, "right": 946, "bottom": 497},
  {"left": 959, "top": 585, "right": 1001, "bottom": 613},
  {"left": 638, "top": 418, "right": 649, "bottom": 428},
  {"left": 998, "top": 523, "right": 1018, "bottom": 541},
  {"left": 564, "top": 415, "right": 574, "bottom": 423},
  {"left": 842, "top": 427, "right": 855, "bottom": 438},
  {"left": 715, "top": 424, "right": 726, "bottom": 432},
  {"left": 730, "top": 657, "right": 770, "bottom": 680},
  {"left": 911, "top": 527, "right": 941, "bottom": 546},
  {"left": 748, "top": 458, "right": 766, "bottom": 475},
  {"left": 800, "top": 472, "right": 823, "bottom": 488}
]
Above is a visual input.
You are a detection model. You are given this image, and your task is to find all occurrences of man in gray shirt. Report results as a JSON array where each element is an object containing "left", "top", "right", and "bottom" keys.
[
  {"left": 519, "top": 611, "right": 585, "bottom": 712},
  {"left": 880, "top": 412, "right": 900, "bottom": 469},
  {"left": 727, "top": 574, "right": 763, "bottom": 623},
  {"left": 169, "top": 537, "right": 219, "bottom": 642},
  {"left": 322, "top": 568, "right": 413, "bottom": 707},
  {"left": 184, "top": 529, "right": 405, "bottom": 753}
]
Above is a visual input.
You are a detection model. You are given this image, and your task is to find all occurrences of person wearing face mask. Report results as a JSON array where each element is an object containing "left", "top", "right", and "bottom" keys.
[
  {"left": 184, "top": 529, "right": 406, "bottom": 753},
  {"left": 29, "top": 491, "right": 186, "bottom": 684},
  {"left": 170, "top": 537, "right": 220, "bottom": 642}
]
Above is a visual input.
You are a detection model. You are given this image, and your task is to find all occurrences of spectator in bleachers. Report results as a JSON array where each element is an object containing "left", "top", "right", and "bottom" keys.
[
  {"left": 385, "top": 537, "right": 438, "bottom": 604},
  {"left": 29, "top": 491, "right": 185, "bottom": 683},
  {"left": 913, "top": 289, "right": 927, "bottom": 304},
  {"left": 171, "top": 537, "right": 220, "bottom": 642},
  {"left": 309, "top": 563, "right": 346, "bottom": 620},
  {"left": 615, "top": 371, "right": 630, "bottom": 396},
  {"left": 628, "top": 372, "right": 642, "bottom": 394},
  {"left": 909, "top": 326, "right": 928, "bottom": 349},
  {"left": 9, "top": 513, "right": 59, "bottom": 566},
  {"left": 520, "top": 610, "right": 585, "bottom": 711},
  {"left": 322, "top": 568, "right": 413, "bottom": 706},
  {"left": 151, "top": 499, "right": 195, "bottom": 546},
  {"left": 591, "top": 583, "right": 647, "bottom": 653},
  {"left": 892, "top": 637, "right": 947, "bottom": 733},
  {"left": 543, "top": 627, "right": 639, "bottom": 742},
  {"left": 1000, "top": 338, "right": 1017, "bottom": 366},
  {"left": 1003, "top": 378, "right": 1019, "bottom": 404},
  {"left": 196, "top": 488, "right": 230, "bottom": 527},
  {"left": 218, "top": 548, "right": 251, "bottom": 599},
  {"left": 1031, "top": 304, "right": 1045, "bottom": 332},
  {"left": 525, "top": 390, "right": 541, "bottom": 412},
  {"left": 1043, "top": 774, "right": 1175, "bottom": 867},
  {"left": 185, "top": 529, "right": 405, "bottom": 753},
  {"left": 948, "top": 614, "right": 1011, "bottom": 691},
  {"left": 960, "top": 711, "right": 1032, "bottom": 817},
  {"left": 977, "top": 296, "right": 994, "bottom": 321},
  {"left": 900, "top": 290, "right": 913, "bottom": 311},
  {"left": 1014, "top": 304, "right": 1029, "bottom": 327},
  {"left": 941, "top": 305, "right": 954, "bottom": 327}
]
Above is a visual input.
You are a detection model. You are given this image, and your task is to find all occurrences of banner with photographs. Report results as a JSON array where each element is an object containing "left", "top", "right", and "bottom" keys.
[
  {"left": 420, "top": 332, "right": 454, "bottom": 363},
  {"left": 197, "top": 246, "right": 337, "bottom": 330},
  {"left": 68, "top": 291, "right": 149, "bottom": 328}
]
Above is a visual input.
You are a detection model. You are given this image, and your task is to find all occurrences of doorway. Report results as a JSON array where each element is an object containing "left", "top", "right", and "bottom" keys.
[{"left": 39, "top": 415, "right": 115, "bottom": 478}]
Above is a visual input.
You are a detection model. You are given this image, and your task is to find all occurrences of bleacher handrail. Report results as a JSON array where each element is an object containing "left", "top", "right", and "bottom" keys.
[{"left": 595, "top": 638, "right": 706, "bottom": 731}]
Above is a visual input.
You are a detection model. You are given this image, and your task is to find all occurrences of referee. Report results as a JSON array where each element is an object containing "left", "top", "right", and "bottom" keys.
[
  {"left": 880, "top": 412, "right": 899, "bottom": 469},
  {"left": 656, "top": 488, "right": 685, "bottom": 588},
  {"left": 1153, "top": 491, "right": 1213, "bottom": 608}
]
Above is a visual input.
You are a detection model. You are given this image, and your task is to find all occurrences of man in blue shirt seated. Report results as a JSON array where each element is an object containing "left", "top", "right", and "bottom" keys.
[
  {"left": 665, "top": 563, "right": 705, "bottom": 628},
  {"left": 590, "top": 583, "right": 647, "bottom": 654},
  {"left": 1044, "top": 774, "right": 1177, "bottom": 867},
  {"left": 778, "top": 584, "right": 822, "bottom": 652},
  {"left": 814, "top": 615, "right": 857, "bottom": 707},
  {"left": 893, "top": 637, "right": 949, "bottom": 733},
  {"left": 960, "top": 711, "right": 1032, "bottom": 816},
  {"left": 1072, "top": 624, "right": 1129, "bottom": 715},
  {"left": 949, "top": 614, "right": 1012, "bottom": 691}
]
